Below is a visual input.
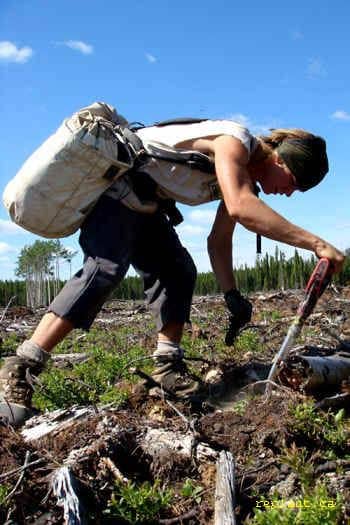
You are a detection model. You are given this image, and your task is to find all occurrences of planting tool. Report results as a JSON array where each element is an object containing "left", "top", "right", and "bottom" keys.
[{"left": 267, "top": 257, "right": 334, "bottom": 387}]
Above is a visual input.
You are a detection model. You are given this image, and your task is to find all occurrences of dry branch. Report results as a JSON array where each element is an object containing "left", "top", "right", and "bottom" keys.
[
  {"left": 51, "top": 353, "right": 90, "bottom": 367},
  {"left": 4, "top": 451, "right": 31, "bottom": 502},
  {"left": 315, "top": 393, "right": 350, "bottom": 410},
  {"left": 0, "top": 296, "right": 17, "bottom": 324},
  {"left": 214, "top": 450, "right": 236, "bottom": 525},
  {"left": 0, "top": 458, "right": 44, "bottom": 482},
  {"left": 98, "top": 457, "right": 128, "bottom": 484}
]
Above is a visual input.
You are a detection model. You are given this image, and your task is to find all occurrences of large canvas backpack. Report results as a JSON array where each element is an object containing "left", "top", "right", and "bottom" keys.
[
  {"left": 3, "top": 103, "right": 214, "bottom": 238},
  {"left": 2, "top": 102, "right": 144, "bottom": 238}
]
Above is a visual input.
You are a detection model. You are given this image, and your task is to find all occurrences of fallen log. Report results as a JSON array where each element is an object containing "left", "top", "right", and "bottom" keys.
[
  {"left": 51, "top": 353, "right": 90, "bottom": 367},
  {"left": 21, "top": 406, "right": 97, "bottom": 443},
  {"left": 21, "top": 407, "right": 218, "bottom": 466},
  {"left": 278, "top": 352, "right": 350, "bottom": 392},
  {"left": 141, "top": 427, "right": 218, "bottom": 464},
  {"left": 214, "top": 450, "right": 236, "bottom": 525}
]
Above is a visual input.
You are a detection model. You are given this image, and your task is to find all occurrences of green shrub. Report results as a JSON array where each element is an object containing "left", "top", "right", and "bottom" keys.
[
  {"left": 259, "top": 310, "right": 282, "bottom": 322},
  {"left": 0, "top": 483, "right": 11, "bottom": 511},
  {"left": 0, "top": 333, "right": 21, "bottom": 357},
  {"left": 279, "top": 445, "right": 313, "bottom": 489},
  {"left": 33, "top": 340, "right": 149, "bottom": 411},
  {"left": 180, "top": 478, "right": 204, "bottom": 504},
  {"left": 288, "top": 402, "right": 349, "bottom": 450},
  {"left": 235, "top": 329, "right": 262, "bottom": 355},
  {"left": 250, "top": 482, "right": 343, "bottom": 525},
  {"left": 231, "top": 399, "right": 250, "bottom": 416},
  {"left": 105, "top": 479, "right": 173, "bottom": 524}
]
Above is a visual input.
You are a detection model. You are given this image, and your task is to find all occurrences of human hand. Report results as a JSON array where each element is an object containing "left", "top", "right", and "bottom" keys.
[
  {"left": 314, "top": 242, "right": 345, "bottom": 273},
  {"left": 224, "top": 289, "right": 252, "bottom": 346}
]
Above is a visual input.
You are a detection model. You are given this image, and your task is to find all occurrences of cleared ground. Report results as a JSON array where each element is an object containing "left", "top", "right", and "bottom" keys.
[{"left": 1, "top": 287, "right": 349, "bottom": 524}]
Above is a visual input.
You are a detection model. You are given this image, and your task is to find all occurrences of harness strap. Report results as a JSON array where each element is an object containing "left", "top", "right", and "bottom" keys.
[
  {"left": 119, "top": 127, "right": 145, "bottom": 156},
  {"left": 125, "top": 118, "right": 214, "bottom": 173},
  {"left": 128, "top": 118, "right": 209, "bottom": 130},
  {"left": 153, "top": 117, "right": 208, "bottom": 127},
  {"left": 142, "top": 141, "right": 215, "bottom": 174}
]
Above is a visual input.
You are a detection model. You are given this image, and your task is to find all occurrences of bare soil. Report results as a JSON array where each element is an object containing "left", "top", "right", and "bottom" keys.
[{"left": 1, "top": 286, "right": 350, "bottom": 524}]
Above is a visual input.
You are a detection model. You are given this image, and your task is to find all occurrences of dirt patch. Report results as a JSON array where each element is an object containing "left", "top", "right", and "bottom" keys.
[{"left": 1, "top": 286, "right": 350, "bottom": 523}]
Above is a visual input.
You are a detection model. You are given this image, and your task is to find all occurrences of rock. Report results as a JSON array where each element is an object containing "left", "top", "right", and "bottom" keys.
[
  {"left": 269, "top": 473, "right": 297, "bottom": 498},
  {"left": 205, "top": 368, "right": 224, "bottom": 384}
]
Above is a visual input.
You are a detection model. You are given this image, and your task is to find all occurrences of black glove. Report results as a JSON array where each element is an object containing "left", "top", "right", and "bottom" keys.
[{"left": 224, "top": 289, "right": 252, "bottom": 346}]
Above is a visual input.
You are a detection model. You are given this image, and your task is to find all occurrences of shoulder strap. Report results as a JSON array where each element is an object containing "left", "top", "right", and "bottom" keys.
[
  {"left": 153, "top": 117, "right": 208, "bottom": 127},
  {"left": 121, "top": 119, "right": 215, "bottom": 173},
  {"left": 127, "top": 118, "right": 208, "bottom": 132},
  {"left": 142, "top": 141, "right": 215, "bottom": 174}
]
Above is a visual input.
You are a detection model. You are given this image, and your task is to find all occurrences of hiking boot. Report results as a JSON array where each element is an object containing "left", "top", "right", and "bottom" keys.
[
  {"left": 0, "top": 341, "right": 49, "bottom": 427},
  {"left": 150, "top": 359, "right": 205, "bottom": 400}
]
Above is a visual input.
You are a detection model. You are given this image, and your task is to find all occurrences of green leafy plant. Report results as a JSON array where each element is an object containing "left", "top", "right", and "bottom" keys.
[
  {"left": 279, "top": 445, "right": 313, "bottom": 489},
  {"left": 259, "top": 310, "right": 282, "bottom": 323},
  {"left": 105, "top": 479, "right": 173, "bottom": 524},
  {"left": 33, "top": 338, "right": 149, "bottom": 411},
  {"left": 288, "top": 402, "right": 349, "bottom": 450},
  {"left": 270, "top": 310, "right": 282, "bottom": 321},
  {"left": 235, "top": 329, "right": 262, "bottom": 355},
  {"left": 180, "top": 478, "right": 204, "bottom": 504},
  {"left": 231, "top": 399, "right": 250, "bottom": 416},
  {"left": 0, "top": 333, "right": 21, "bottom": 357},
  {"left": 0, "top": 483, "right": 11, "bottom": 510},
  {"left": 250, "top": 482, "right": 343, "bottom": 525}
]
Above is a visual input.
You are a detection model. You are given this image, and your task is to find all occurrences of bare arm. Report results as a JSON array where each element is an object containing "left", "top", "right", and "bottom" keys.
[
  {"left": 192, "top": 135, "right": 344, "bottom": 272},
  {"left": 207, "top": 201, "right": 236, "bottom": 292}
]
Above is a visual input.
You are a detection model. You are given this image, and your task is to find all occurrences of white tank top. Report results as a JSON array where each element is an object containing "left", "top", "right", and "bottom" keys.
[{"left": 113, "top": 120, "right": 257, "bottom": 206}]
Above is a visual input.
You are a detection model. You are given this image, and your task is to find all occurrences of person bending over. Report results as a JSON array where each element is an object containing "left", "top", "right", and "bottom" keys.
[{"left": 0, "top": 120, "right": 344, "bottom": 426}]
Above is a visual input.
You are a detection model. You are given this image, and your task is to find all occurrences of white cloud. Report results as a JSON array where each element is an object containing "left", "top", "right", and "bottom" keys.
[
  {"left": 63, "top": 40, "right": 93, "bottom": 55},
  {"left": 0, "top": 41, "right": 33, "bottom": 63},
  {"left": 229, "top": 113, "right": 250, "bottom": 127},
  {"left": 334, "top": 222, "right": 350, "bottom": 231},
  {"left": 228, "top": 113, "right": 277, "bottom": 135},
  {"left": 331, "top": 110, "right": 350, "bottom": 121},
  {"left": 307, "top": 58, "right": 326, "bottom": 78},
  {"left": 145, "top": 52, "right": 157, "bottom": 63},
  {"left": 177, "top": 224, "right": 205, "bottom": 236},
  {"left": 0, "top": 219, "right": 24, "bottom": 234},
  {"left": 0, "top": 241, "right": 16, "bottom": 254},
  {"left": 188, "top": 209, "right": 216, "bottom": 224}
]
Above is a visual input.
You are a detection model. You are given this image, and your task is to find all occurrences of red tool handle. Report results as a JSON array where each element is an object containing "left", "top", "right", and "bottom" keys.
[{"left": 297, "top": 258, "right": 334, "bottom": 320}]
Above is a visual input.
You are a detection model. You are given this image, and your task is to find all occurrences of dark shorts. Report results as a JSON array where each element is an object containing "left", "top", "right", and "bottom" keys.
[{"left": 49, "top": 195, "right": 197, "bottom": 330}]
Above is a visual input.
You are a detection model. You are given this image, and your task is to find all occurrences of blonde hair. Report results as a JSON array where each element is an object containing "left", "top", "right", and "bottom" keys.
[{"left": 250, "top": 128, "right": 317, "bottom": 164}]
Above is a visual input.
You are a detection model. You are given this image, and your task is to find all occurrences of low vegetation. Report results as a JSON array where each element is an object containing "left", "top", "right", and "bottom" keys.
[
  {"left": 105, "top": 480, "right": 173, "bottom": 524},
  {"left": 251, "top": 482, "right": 343, "bottom": 525},
  {"left": 1, "top": 284, "right": 349, "bottom": 523}
]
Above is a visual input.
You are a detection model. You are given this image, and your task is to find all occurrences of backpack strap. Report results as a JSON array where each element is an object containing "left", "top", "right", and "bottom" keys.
[
  {"left": 121, "top": 119, "right": 215, "bottom": 173},
  {"left": 153, "top": 117, "right": 208, "bottom": 127},
  {"left": 142, "top": 141, "right": 215, "bottom": 174},
  {"left": 127, "top": 118, "right": 208, "bottom": 131}
]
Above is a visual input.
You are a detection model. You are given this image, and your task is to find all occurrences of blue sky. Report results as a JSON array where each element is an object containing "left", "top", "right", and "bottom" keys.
[{"left": 0, "top": 0, "right": 349, "bottom": 280}]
